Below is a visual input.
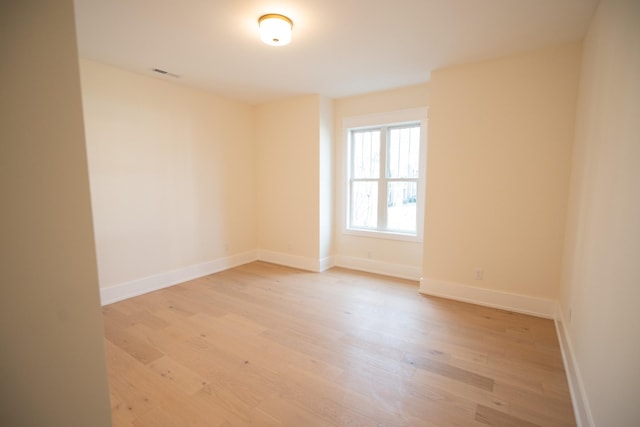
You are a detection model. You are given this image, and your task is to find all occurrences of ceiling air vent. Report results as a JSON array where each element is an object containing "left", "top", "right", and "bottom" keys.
[{"left": 152, "top": 68, "right": 180, "bottom": 78}]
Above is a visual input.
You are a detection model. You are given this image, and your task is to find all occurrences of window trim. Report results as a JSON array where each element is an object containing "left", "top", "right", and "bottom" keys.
[{"left": 340, "top": 108, "right": 428, "bottom": 242}]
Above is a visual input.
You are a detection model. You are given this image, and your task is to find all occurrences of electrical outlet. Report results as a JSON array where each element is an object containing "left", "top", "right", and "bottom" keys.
[{"left": 474, "top": 269, "right": 484, "bottom": 280}]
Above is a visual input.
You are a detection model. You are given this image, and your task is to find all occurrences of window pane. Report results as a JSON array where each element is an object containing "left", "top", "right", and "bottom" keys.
[
  {"left": 352, "top": 129, "right": 380, "bottom": 179},
  {"left": 387, "top": 181, "right": 417, "bottom": 232},
  {"left": 388, "top": 126, "right": 420, "bottom": 178},
  {"left": 351, "top": 181, "right": 378, "bottom": 228}
]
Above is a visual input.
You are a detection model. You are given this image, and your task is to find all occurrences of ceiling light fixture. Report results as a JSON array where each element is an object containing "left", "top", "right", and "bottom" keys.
[{"left": 258, "top": 14, "right": 293, "bottom": 46}]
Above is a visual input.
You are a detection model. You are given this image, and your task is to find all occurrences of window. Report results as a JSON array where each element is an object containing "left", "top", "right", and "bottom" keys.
[{"left": 343, "top": 109, "right": 427, "bottom": 240}]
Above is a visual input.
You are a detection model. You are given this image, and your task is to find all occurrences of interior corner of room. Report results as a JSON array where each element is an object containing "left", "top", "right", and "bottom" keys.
[{"left": 2, "top": 0, "right": 639, "bottom": 426}]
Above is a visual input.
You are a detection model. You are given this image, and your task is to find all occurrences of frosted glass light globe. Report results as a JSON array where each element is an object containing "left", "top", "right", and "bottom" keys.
[{"left": 259, "top": 14, "right": 293, "bottom": 46}]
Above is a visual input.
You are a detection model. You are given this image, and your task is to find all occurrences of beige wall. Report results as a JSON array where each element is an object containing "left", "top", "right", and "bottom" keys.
[
  {"left": 0, "top": 1, "right": 111, "bottom": 425},
  {"left": 319, "top": 96, "right": 335, "bottom": 259},
  {"left": 80, "top": 60, "right": 256, "bottom": 288},
  {"left": 255, "top": 95, "right": 322, "bottom": 260},
  {"left": 335, "top": 83, "right": 430, "bottom": 117},
  {"left": 334, "top": 83, "right": 429, "bottom": 276},
  {"left": 560, "top": 0, "right": 640, "bottom": 425},
  {"left": 423, "top": 43, "right": 581, "bottom": 299}
]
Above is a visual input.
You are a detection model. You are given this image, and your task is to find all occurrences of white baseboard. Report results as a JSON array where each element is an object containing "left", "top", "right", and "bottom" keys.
[
  {"left": 334, "top": 255, "right": 422, "bottom": 281},
  {"left": 419, "top": 277, "right": 557, "bottom": 319},
  {"left": 99, "top": 250, "right": 258, "bottom": 305},
  {"left": 256, "top": 250, "right": 331, "bottom": 273},
  {"left": 555, "top": 311, "right": 595, "bottom": 427},
  {"left": 318, "top": 255, "right": 336, "bottom": 272},
  {"left": 100, "top": 250, "right": 334, "bottom": 305}
]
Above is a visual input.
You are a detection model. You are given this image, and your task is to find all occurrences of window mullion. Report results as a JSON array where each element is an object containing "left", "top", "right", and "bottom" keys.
[
  {"left": 344, "top": 110, "right": 426, "bottom": 239},
  {"left": 378, "top": 126, "right": 388, "bottom": 231}
]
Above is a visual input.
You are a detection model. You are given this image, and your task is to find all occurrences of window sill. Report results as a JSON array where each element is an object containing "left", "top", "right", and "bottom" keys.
[{"left": 343, "top": 227, "right": 423, "bottom": 243}]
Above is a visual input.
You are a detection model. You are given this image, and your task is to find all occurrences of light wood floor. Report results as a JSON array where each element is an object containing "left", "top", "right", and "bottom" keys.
[{"left": 103, "top": 261, "right": 576, "bottom": 427}]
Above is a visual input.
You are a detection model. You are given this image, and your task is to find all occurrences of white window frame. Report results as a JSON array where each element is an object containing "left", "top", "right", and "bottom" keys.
[{"left": 341, "top": 108, "right": 428, "bottom": 242}]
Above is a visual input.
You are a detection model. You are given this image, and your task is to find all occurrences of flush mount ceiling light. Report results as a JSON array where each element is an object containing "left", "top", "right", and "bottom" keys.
[{"left": 258, "top": 14, "right": 293, "bottom": 46}]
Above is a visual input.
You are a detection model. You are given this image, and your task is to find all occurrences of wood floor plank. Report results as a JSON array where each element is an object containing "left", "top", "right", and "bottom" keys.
[
  {"left": 132, "top": 406, "right": 183, "bottom": 427},
  {"left": 147, "top": 355, "right": 210, "bottom": 395},
  {"left": 403, "top": 352, "right": 495, "bottom": 391},
  {"left": 103, "top": 261, "right": 576, "bottom": 426},
  {"left": 411, "top": 365, "right": 510, "bottom": 414},
  {"left": 493, "top": 382, "right": 576, "bottom": 426},
  {"left": 257, "top": 396, "right": 331, "bottom": 427},
  {"left": 475, "top": 404, "right": 540, "bottom": 427},
  {"left": 104, "top": 320, "right": 164, "bottom": 365}
]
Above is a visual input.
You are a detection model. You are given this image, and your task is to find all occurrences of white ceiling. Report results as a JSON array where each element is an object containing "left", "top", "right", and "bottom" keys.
[{"left": 74, "top": 0, "right": 598, "bottom": 105}]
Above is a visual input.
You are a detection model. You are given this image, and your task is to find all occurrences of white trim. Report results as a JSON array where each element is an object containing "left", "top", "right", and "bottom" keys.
[
  {"left": 339, "top": 108, "right": 428, "bottom": 243},
  {"left": 419, "top": 277, "right": 557, "bottom": 319},
  {"left": 343, "top": 227, "right": 423, "bottom": 243},
  {"left": 257, "top": 250, "right": 326, "bottom": 273},
  {"left": 100, "top": 250, "right": 335, "bottom": 305},
  {"left": 99, "top": 250, "right": 258, "bottom": 305},
  {"left": 318, "top": 255, "right": 336, "bottom": 272},
  {"left": 555, "top": 311, "right": 595, "bottom": 427},
  {"left": 335, "top": 255, "right": 421, "bottom": 281}
]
